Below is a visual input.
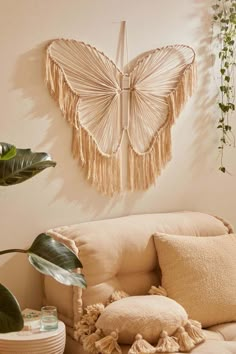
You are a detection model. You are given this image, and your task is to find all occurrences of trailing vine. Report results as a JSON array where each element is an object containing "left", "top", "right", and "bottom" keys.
[{"left": 212, "top": 0, "right": 236, "bottom": 173}]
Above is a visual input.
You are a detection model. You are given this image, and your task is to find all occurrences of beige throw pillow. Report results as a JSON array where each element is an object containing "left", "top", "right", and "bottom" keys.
[
  {"left": 95, "top": 295, "right": 188, "bottom": 344},
  {"left": 154, "top": 233, "right": 236, "bottom": 328}
]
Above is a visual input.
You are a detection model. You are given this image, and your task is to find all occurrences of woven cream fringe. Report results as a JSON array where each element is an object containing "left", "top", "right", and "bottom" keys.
[
  {"left": 46, "top": 53, "right": 121, "bottom": 196},
  {"left": 148, "top": 285, "right": 168, "bottom": 297},
  {"left": 128, "top": 61, "right": 196, "bottom": 191},
  {"left": 46, "top": 50, "right": 196, "bottom": 194},
  {"left": 128, "top": 334, "right": 156, "bottom": 354}
]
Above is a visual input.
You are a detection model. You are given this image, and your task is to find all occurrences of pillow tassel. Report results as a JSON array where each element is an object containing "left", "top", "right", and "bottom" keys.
[
  {"left": 189, "top": 319, "right": 202, "bottom": 329},
  {"left": 85, "top": 303, "right": 105, "bottom": 322},
  {"left": 175, "top": 326, "right": 195, "bottom": 352},
  {"left": 184, "top": 320, "right": 205, "bottom": 345},
  {"left": 148, "top": 285, "right": 168, "bottom": 297},
  {"left": 83, "top": 328, "right": 103, "bottom": 354},
  {"left": 95, "top": 329, "right": 122, "bottom": 354},
  {"left": 156, "top": 330, "right": 180, "bottom": 353},
  {"left": 75, "top": 303, "right": 105, "bottom": 343},
  {"left": 74, "top": 322, "right": 95, "bottom": 343},
  {"left": 106, "top": 290, "right": 130, "bottom": 305},
  {"left": 128, "top": 334, "right": 156, "bottom": 354}
]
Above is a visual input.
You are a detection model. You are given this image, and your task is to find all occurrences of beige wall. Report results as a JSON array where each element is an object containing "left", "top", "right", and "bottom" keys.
[{"left": 0, "top": 0, "right": 236, "bottom": 310}]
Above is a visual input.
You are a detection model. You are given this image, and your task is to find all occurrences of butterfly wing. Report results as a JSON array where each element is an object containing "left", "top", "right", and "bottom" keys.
[
  {"left": 47, "top": 39, "right": 123, "bottom": 155},
  {"left": 128, "top": 45, "right": 196, "bottom": 190},
  {"left": 46, "top": 39, "right": 124, "bottom": 195},
  {"left": 128, "top": 45, "right": 195, "bottom": 153}
]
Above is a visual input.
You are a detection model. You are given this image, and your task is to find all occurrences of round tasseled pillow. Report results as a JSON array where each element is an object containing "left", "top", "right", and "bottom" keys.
[{"left": 95, "top": 295, "right": 188, "bottom": 344}]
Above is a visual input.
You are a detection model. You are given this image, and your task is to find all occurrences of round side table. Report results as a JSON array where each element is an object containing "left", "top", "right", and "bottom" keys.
[{"left": 0, "top": 320, "right": 65, "bottom": 354}]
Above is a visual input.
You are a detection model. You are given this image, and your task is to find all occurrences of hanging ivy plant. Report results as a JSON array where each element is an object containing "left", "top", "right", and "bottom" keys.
[{"left": 212, "top": 0, "right": 236, "bottom": 173}]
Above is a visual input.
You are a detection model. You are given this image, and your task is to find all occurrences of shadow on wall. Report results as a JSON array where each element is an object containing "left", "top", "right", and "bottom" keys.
[
  {"left": 189, "top": 0, "right": 219, "bottom": 175},
  {"left": 11, "top": 12, "right": 213, "bottom": 218},
  {"left": 0, "top": 253, "right": 43, "bottom": 309},
  {"left": 11, "top": 41, "right": 145, "bottom": 219}
]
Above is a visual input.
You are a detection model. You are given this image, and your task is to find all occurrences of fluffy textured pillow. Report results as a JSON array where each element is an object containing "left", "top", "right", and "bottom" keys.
[
  {"left": 154, "top": 233, "right": 236, "bottom": 328},
  {"left": 95, "top": 295, "right": 188, "bottom": 344}
]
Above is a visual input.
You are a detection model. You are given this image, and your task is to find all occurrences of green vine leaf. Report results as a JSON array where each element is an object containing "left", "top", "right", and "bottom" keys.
[
  {"left": 212, "top": 0, "right": 236, "bottom": 172},
  {"left": 225, "top": 125, "right": 232, "bottom": 131}
]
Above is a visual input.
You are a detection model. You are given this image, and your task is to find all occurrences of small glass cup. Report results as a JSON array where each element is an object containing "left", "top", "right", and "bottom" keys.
[{"left": 40, "top": 306, "right": 58, "bottom": 331}]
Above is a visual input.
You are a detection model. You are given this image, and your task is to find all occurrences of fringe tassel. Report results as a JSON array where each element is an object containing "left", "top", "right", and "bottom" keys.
[
  {"left": 95, "top": 330, "right": 122, "bottom": 354},
  {"left": 184, "top": 320, "right": 205, "bottom": 345},
  {"left": 106, "top": 290, "right": 130, "bottom": 305},
  {"left": 46, "top": 52, "right": 79, "bottom": 128},
  {"left": 148, "top": 285, "right": 168, "bottom": 297},
  {"left": 46, "top": 52, "right": 121, "bottom": 196},
  {"left": 174, "top": 326, "right": 195, "bottom": 353},
  {"left": 167, "top": 61, "right": 196, "bottom": 126},
  {"left": 72, "top": 286, "right": 83, "bottom": 338},
  {"left": 74, "top": 322, "right": 95, "bottom": 343},
  {"left": 85, "top": 303, "right": 105, "bottom": 323},
  {"left": 156, "top": 330, "right": 180, "bottom": 353},
  {"left": 72, "top": 126, "right": 121, "bottom": 195},
  {"left": 128, "top": 334, "right": 156, "bottom": 354},
  {"left": 128, "top": 123, "right": 172, "bottom": 191},
  {"left": 189, "top": 319, "right": 202, "bottom": 329},
  {"left": 74, "top": 303, "right": 105, "bottom": 343},
  {"left": 83, "top": 328, "right": 103, "bottom": 354},
  {"left": 128, "top": 60, "right": 196, "bottom": 192}
]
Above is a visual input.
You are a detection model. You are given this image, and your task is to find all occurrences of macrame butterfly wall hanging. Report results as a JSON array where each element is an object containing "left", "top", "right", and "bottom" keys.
[{"left": 46, "top": 22, "right": 196, "bottom": 196}]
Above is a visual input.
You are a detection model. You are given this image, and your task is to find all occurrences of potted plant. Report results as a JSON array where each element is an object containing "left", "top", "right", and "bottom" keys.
[{"left": 0, "top": 143, "right": 86, "bottom": 333}]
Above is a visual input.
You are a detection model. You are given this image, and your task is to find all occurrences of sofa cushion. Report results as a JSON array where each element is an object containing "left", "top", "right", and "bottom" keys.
[
  {"left": 154, "top": 233, "right": 236, "bottom": 327},
  {"left": 190, "top": 341, "right": 236, "bottom": 354},
  {"left": 43, "top": 211, "right": 232, "bottom": 331},
  {"left": 96, "top": 295, "right": 188, "bottom": 344},
  {"left": 208, "top": 322, "right": 236, "bottom": 341}
]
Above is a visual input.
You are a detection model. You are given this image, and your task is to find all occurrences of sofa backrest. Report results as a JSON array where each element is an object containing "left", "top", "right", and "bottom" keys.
[{"left": 43, "top": 211, "right": 232, "bottom": 330}]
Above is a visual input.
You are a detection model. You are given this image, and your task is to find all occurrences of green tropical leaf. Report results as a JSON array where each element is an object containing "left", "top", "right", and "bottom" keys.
[
  {"left": 219, "top": 166, "right": 226, "bottom": 173},
  {"left": 0, "top": 284, "right": 24, "bottom": 333},
  {"left": 27, "top": 233, "right": 86, "bottom": 288},
  {"left": 28, "top": 254, "right": 87, "bottom": 287},
  {"left": 28, "top": 234, "right": 83, "bottom": 270},
  {"left": 0, "top": 143, "right": 16, "bottom": 161},
  {"left": 0, "top": 148, "right": 56, "bottom": 186}
]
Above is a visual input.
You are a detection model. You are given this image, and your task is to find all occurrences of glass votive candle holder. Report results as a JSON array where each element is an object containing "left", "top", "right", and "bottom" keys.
[{"left": 40, "top": 306, "right": 58, "bottom": 331}]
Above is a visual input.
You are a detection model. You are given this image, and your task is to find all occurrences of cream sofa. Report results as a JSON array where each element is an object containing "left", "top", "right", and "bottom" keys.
[{"left": 43, "top": 211, "right": 236, "bottom": 354}]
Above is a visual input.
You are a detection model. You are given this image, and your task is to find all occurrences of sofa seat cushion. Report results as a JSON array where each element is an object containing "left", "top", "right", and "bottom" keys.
[
  {"left": 202, "top": 329, "right": 223, "bottom": 341},
  {"left": 189, "top": 340, "right": 236, "bottom": 354},
  {"left": 43, "top": 211, "right": 232, "bottom": 332},
  {"left": 154, "top": 233, "right": 236, "bottom": 328},
  {"left": 208, "top": 322, "right": 236, "bottom": 341}
]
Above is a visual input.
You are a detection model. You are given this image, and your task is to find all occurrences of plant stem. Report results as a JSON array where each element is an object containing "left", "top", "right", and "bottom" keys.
[
  {"left": 0, "top": 249, "right": 27, "bottom": 255},
  {"left": 212, "top": 0, "right": 236, "bottom": 171}
]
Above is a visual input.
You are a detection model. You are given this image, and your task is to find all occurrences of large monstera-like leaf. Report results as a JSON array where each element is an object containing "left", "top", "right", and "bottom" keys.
[
  {"left": 0, "top": 284, "right": 24, "bottom": 333},
  {"left": 0, "top": 146, "right": 56, "bottom": 186},
  {"left": 0, "top": 234, "right": 86, "bottom": 333},
  {"left": 27, "top": 234, "right": 86, "bottom": 288}
]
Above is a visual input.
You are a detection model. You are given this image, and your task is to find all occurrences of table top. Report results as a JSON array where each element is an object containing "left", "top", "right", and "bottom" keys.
[{"left": 0, "top": 321, "right": 65, "bottom": 342}]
